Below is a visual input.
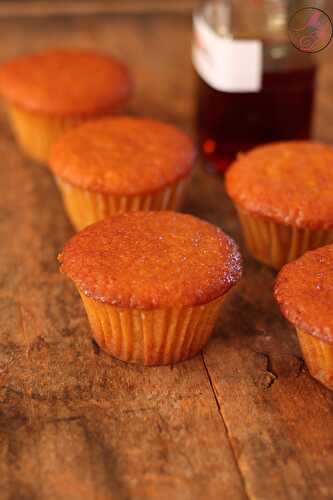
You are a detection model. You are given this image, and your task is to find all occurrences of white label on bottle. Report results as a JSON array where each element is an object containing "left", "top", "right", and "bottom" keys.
[{"left": 192, "top": 14, "right": 263, "bottom": 92}]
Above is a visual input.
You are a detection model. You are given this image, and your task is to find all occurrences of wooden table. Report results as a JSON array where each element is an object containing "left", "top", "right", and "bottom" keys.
[{"left": 1, "top": 6, "right": 333, "bottom": 500}]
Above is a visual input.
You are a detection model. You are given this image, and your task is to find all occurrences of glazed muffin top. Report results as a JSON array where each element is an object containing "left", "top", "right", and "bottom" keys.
[
  {"left": 49, "top": 116, "right": 196, "bottom": 195},
  {"left": 225, "top": 141, "right": 333, "bottom": 229},
  {"left": 59, "top": 211, "right": 242, "bottom": 309},
  {"left": 274, "top": 244, "right": 333, "bottom": 343},
  {"left": 0, "top": 48, "right": 131, "bottom": 117}
]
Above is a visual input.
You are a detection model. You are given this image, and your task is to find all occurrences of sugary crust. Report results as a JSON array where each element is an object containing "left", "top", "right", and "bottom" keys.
[
  {"left": 274, "top": 244, "right": 333, "bottom": 343},
  {"left": 58, "top": 211, "right": 242, "bottom": 309},
  {"left": 225, "top": 141, "right": 333, "bottom": 230},
  {"left": 0, "top": 48, "right": 131, "bottom": 117},
  {"left": 49, "top": 117, "right": 196, "bottom": 195}
]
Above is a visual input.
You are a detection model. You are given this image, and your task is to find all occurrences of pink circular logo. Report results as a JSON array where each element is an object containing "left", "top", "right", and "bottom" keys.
[{"left": 288, "top": 7, "right": 333, "bottom": 53}]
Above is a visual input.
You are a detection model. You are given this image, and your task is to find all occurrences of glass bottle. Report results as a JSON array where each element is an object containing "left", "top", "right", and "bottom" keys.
[{"left": 192, "top": 0, "right": 329, "bottom": 173}]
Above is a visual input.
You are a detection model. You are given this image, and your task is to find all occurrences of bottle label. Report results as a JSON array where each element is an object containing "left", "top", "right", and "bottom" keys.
[{"left": 192, "top": 14, "right": 263, "bottom": 92}]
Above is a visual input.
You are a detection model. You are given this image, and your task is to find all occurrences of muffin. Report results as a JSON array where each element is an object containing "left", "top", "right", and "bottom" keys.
[
  {"left": 49, "top": 116, "right": 196, "bottom": 230},
  {"left": 274, "top": 244, "right": 333, "bottom": 390},
  {"left": 58, "top": 211, "right": 242, "bottom": 365},
  {"left": 0, "top": 48, "right": 131, "bottom": 163},
  {"left": 225, "top": 141, "right": 333, "bottom": 269}
]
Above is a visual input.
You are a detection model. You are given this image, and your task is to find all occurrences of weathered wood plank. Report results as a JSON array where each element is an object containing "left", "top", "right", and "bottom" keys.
[
  {"left": 194, "top": 162, "right": 333, "bottom": 500},
  {"left": 202, "top": 266, "right": 333, "bottom": 500}
]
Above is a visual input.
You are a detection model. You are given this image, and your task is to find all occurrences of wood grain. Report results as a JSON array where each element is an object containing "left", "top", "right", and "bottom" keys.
[
  {"left": 0, "top": 1, "right": 196, "bottom": 18},
  {"left": 0, "top": 11, "right": 333, "bottom": 500}
]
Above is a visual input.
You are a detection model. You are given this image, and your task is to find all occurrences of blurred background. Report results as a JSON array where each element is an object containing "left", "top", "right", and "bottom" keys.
[
  {"left": 0, "top": 1, "right": 196, "bottom": 16},
  {"left": 0, "top": 0, "right": 332, "bottom": 165}
]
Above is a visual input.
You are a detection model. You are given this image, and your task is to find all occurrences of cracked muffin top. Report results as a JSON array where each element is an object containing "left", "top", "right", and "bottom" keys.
[
  {"left": 0, "top": 48, "right": 131, "bottom": 116},
  {"left": 49, "top": 116, "right": 196, "bottom": 195},
  {"left": 274, "top": 244, "right": 333, "bottom": 343},
  {"left": 225, "top": 141, "right": 333, "bottom": 229},
  {"left": 59, "top": 211, "right": 242, "bottom": 309}
]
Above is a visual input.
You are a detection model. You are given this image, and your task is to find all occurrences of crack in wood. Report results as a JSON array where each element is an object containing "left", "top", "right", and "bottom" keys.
[
  {"left": 201, "top": 353, "right": 251, "bottom": 500},
  {"left": 253, "top": 351, "right": 306, "bottom": 388},
  {"left": 18, "top": 303, "right": 36, "bottom": 423},
  {"left": 40, "top": 416, "right": 85, "bottom": 424},
  {"left": 91, "top": 339, "right": 100, "bottom": 355}
]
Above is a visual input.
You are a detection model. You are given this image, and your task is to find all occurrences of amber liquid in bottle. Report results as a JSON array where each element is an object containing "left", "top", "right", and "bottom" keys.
[{"left": 196, "top": 65, "right": 317, "bottom": 173}]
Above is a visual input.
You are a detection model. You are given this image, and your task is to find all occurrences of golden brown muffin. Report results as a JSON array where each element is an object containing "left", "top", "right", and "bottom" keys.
[
  {"left": 225, "top": 141, "right": 333, "bottom": 268},
  {"left": 49, "top": 116, "right": 196, "bottom": 230},
  {"left": 59, "top": 211, "right": 242, "bottom": 365},
  {"left": 0, "top": 48, "right": 131, "bottom": 162},
  {"left": 274, "top": 244, "right": 333, "bottom": 390}
]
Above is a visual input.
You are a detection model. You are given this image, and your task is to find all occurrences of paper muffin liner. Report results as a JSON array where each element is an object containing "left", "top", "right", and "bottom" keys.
[
  {"left": 5, "top": 102, "right": 83, "bottom": 163},
  {"left": 297, "top": 329, "right": 333, "bottom": 390},
  {"left": 56, "top": 176, "right": 190, "bottom": 230},
  {"left": 79, "top": 291, "right": 224, "bottom": 365},
  {"left": 236, "top": 208, "right": 333, "bottom": 269}
]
